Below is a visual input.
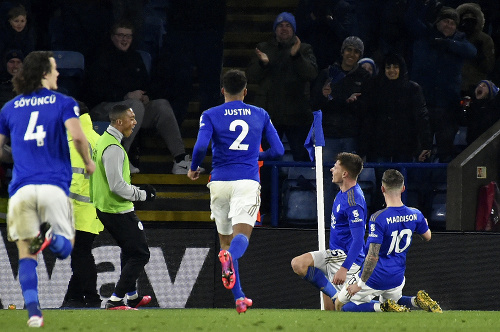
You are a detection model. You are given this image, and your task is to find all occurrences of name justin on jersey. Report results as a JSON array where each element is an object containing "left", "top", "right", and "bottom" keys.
[
  {"left": 224, "top": 108, "right": 251, "bottom": 116},
  {"left": 14, "top": 95, "right": 57, "bottom": 108},
  {"left": 386, "top": 213, "right": 417, "bottom": 224}
]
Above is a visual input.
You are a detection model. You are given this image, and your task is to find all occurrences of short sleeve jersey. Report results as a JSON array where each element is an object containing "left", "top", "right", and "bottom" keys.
[
  {"left": 329, "top": 183, "right": 367, "bottom": 266},
  {"left": 364, "top": 206, "right": 429, "bottom": 290},
  {"left": 194, "top": 100, "right": 278, "bottom": 181},
  {"left": 0, "top": 88, "right": 79, "bottom": 196}
]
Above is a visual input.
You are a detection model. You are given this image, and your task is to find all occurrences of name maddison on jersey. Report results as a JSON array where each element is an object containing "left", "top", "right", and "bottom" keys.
[
  {"left": 14, "top": 95, "right": 57, "bottom": 108},
  {"left": 386, "top": 213, "right": 417, "bottom": 224},
  {"left": 224, "top": 108, "right": 251, "bottom": 116}
]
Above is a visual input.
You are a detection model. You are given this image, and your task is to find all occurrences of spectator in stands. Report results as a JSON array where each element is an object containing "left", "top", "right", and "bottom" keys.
[
  {"left": 358, "top": 57, "right": 378, "bottom": 77},
  {"left": 295, "top": 0, "right": 355, "bottom": 70},
  {"left": 310, "top": 36, "right": 370, "bottom": 161},
  {"left": 359, "top": 53, "right": 432, "bottom": 164},
  {"left": 152, "top": 0, "right": 226, "bottom": 126},
  {"left": 85, "top": 20, "right": 198, "bottom": 174},
  {"left": 358, "top": 53, "right": 432, "bottom": 211},
  {"left": 0, "top": 49, "right": 23, "bottom": 108},
  {"left": 406, "top": 3, "right": 476, "bottom": 162},
  {"left": 465, "top": 80, "right": 500, "bottom": 145},
  {"left": 247, "top": 12, "right": 318, "bottom": 162},
  {"left": 0, "top": 4, "right": 35, "bottom": 63},
  {"left": 62, "top": 101, "right": 103, "bottom": 309},
  {"left": 456, "top": 3, "right": 495, "bottom": 96}
]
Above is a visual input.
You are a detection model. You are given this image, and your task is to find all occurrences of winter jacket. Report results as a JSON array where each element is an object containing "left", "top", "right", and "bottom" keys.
[{"left": 246, "top": 37, "right": 318, "bottom": 127}]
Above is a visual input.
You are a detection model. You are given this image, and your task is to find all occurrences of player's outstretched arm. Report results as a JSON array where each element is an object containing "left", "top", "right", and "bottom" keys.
[{"left": 65, "top": 118, "right": 95, "bottom": 174}]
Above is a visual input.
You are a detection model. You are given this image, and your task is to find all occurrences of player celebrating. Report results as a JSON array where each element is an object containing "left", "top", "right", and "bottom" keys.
[
  {"left": 335, "top": 169, "right": 442, "bottom": 313},
  {"left": 0, "top": 51, "right": 95, "bottom": 327},
  {"left": 291, "top": 152, "right": 367, "bottom": 310},
  {"left": 187, "top": 69, "right": 284, "bottom": 313}
]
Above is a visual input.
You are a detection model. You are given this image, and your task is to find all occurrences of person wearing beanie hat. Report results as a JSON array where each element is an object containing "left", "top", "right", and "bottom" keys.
[
  {"left": 435, "top": 7, "right": 459, "bottom": 27},
  {"left": 341, "top": 36, "right": 364, "bottom": 57},
  {"left": 475, "top": 80, "right": 499, "bottom": 100},
  {"left": 0, "top": 49, "right": 24, "bottom": 108},
  {"left": 358, "top": 58, "right": 377, "bottom": 77},
  {"left": 466, "top": 80, "right": 500, "bottom": 144},
  {"left": 273, "top": 12, "right": 296, "bottom": 34},
  {"left": 247, "top": 12, "right": 317, "bottom": 162}
]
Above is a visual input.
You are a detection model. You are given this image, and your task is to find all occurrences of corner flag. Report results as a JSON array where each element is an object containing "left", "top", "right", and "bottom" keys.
[{"left": 304, "top": 111, "right": 325, "bottom": 161}]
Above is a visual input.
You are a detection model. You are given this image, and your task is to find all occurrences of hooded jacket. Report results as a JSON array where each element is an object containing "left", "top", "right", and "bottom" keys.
[{"left": 456, "top": 3, "right": 496, "bottom": 94}]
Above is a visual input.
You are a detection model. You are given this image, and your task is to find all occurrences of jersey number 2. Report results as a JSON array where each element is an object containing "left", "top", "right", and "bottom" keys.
[
  {"left": 24, "top": 111, "right": 47, "bottom": 146},
  {"left": 229, "top": 120, "right": 249, "bottom": 151}
]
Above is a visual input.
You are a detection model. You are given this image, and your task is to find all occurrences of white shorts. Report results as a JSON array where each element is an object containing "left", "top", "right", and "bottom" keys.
[
  {"left": 7, "top": 184, "right": 75, "bottom": 242},
  {"left": 310, "top": 249, "right": 361, "bottom": 292},
  {"left": 207, "top": 180, "right": 261, "bottom": 236},
  {"left": 337, "top": 273, "right": 406, "bottom": 305}
]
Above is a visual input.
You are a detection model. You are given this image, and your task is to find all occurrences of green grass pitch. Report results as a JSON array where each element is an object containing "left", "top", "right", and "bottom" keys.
[{"left": 0, "top": 309, "right": 498, "bottom": 331}]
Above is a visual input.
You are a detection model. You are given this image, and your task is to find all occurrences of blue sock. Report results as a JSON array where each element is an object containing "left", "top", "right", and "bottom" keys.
[
  {"left": 398, "top": 296, "right": 414, "bottom": 308},
  {"left": 304, "top": 267, "right": 337, "bottom": 298},
  {"left": 19, "top": 258, "right": 42, "bottom": 317},
  {"left": 228, "top": 234, "right": 249, "bottom": 260},
  {"left": 342, "top": 301, "right": 376, "bottom": 312},
  {"left": 231, "top": 259, "right": 245, "bottom": 301},
  {"left": 49, "top": 234, "right": 72, "bottom": 259}
]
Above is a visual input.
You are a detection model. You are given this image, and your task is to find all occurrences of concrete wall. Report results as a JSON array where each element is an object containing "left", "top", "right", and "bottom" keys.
[{"left": 447, "top": 121, "right": 500, "bottom": 230}]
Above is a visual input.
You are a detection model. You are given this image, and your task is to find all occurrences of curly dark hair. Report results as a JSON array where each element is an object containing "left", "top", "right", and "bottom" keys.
[{"left": 13, "top": 51, "right": 54, "bottom": 95}]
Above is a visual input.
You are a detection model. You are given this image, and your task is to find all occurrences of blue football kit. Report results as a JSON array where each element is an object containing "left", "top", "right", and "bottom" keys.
[
  {"left": 364, "top": 205, "right": 429, "bottom": 290},
  {"left": 190, "top": 100, "right": 284, "bottom": 180},
  {"left": 330, "top": 183, "right": 367, "bottom": 268},
  {"left": 0, "top": 88, "right": 79, "bottom": 196}
]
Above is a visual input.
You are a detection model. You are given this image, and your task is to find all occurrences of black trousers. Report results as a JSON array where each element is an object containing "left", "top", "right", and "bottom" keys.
[
  {"left": 65, "top": 230, "right": 100, "bottom": 304},
  {"left": 96, "top": 209, "right": 150, "bottom": 298}
]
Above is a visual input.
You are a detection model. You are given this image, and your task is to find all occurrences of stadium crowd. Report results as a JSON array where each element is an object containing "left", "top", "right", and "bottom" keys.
[{"left": 0, "top": 0, "right": 500, "bottom": 323}]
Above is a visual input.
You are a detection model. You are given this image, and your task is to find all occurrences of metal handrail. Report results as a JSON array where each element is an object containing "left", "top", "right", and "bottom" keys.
[{"left": 262, "top": 161, "right": 448, "bottom": 227}]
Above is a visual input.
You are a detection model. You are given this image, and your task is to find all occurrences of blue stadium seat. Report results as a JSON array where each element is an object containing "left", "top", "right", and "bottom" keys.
[
  {"left": 429, "top": 192, "right": 446, "bottom": 230},
  {"left": 358, "top": 167, "right": 376, "bottom": 207},
  {"left": 53, "top": 50, "right": 85, "bottom": 99},
  {"left": 93, "top": 121, "right": 110, "bottom": 135},
  {"left": 137, "top": 50, "right": 152, "bottom": 75}
]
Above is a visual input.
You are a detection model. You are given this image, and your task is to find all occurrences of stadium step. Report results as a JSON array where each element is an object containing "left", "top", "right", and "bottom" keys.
[{"left": 128, "top": 0, "right": 299, "bottom": 224}]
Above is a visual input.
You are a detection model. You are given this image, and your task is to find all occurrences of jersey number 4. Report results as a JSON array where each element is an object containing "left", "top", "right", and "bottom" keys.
[
  {"left": 24, "top": 111, "right": 47, "bottom": 146},
  {"left": 229, "top": 119, "right": 249, "bottom": 151},
  {"left": 387, "top": 229, "right": 412, "bottom": 254}
]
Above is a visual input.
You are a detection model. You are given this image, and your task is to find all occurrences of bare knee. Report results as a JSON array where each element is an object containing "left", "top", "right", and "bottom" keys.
[{"left": 291, "top": 254, "right": 311, "bottom": 277}]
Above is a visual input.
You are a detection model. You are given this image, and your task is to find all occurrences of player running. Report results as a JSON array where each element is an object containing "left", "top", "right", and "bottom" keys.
[{"left": 187, "top": 69, "right": 284, "bottom": 313}]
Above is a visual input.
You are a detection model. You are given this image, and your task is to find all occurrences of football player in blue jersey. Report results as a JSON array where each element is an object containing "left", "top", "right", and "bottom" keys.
[
  {"left": 0, "top": 51, "right": 95, "bottom": 327},
  {"left": 187, "top": 69, "right": 284, "bottom": 313},
  {"left": 291, "top": 152, "right": 367, "bottom": 310},
  {"left": 335, "top": 169, "right": 442, "bottom": 313}
]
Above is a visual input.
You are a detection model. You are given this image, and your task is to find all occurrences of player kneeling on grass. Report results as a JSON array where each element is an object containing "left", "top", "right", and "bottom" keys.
[{"left": 334, "top": 169, "right": 442, "bottom": 313}]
